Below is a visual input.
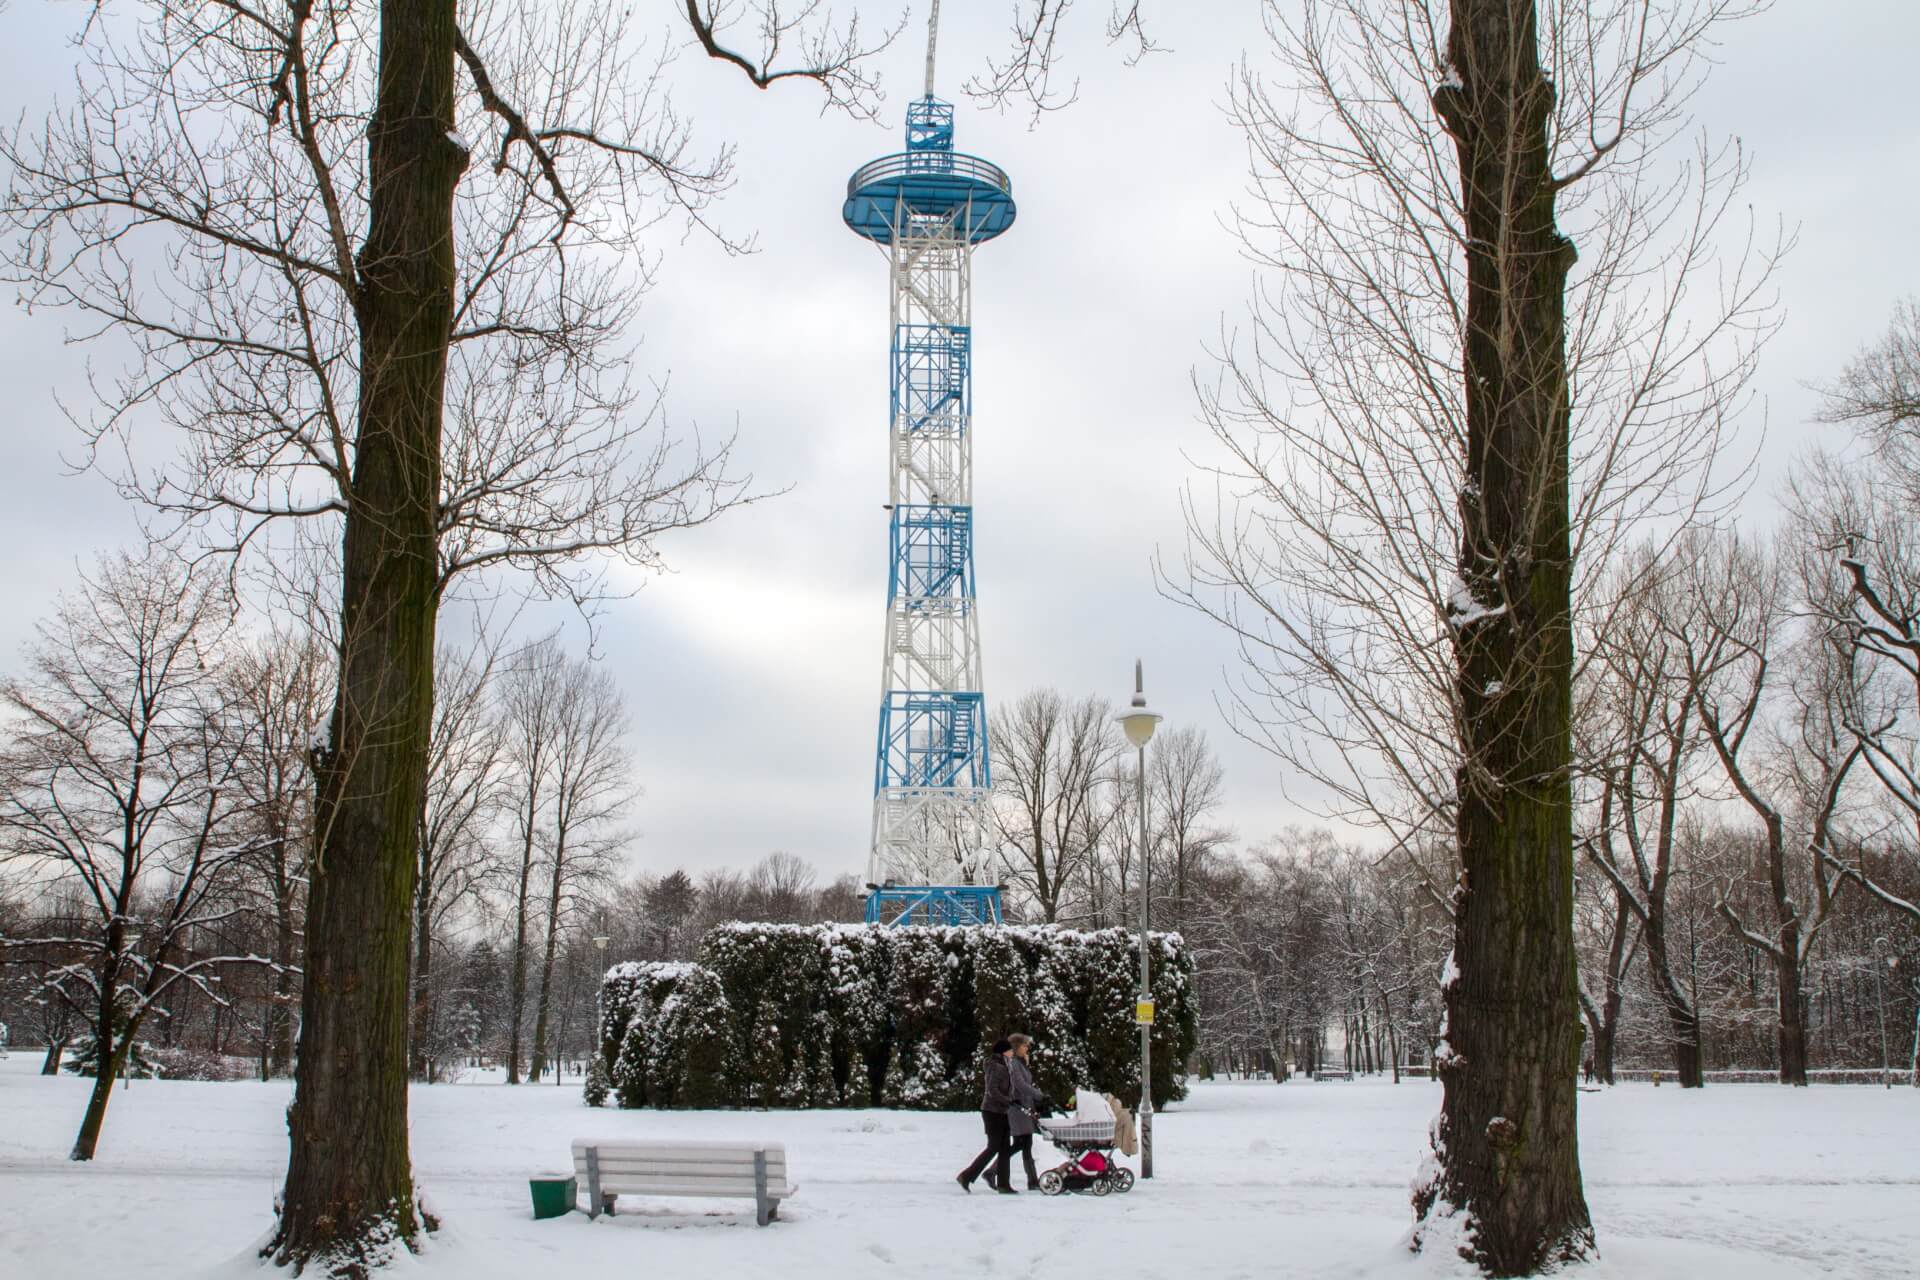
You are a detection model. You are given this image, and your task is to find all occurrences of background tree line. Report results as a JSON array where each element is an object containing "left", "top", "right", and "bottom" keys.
[{"left": 7, "top": 564, "right": 1917, "bottom": 1117}]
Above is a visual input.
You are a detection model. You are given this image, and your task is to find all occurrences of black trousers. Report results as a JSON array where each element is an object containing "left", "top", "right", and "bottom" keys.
[
  {"left": 960, "top": 1109, "right": 1012, "bottom": 1188},
  {"left": 1009, "top": 1132, "right": 1039, "bottom": 1186}
]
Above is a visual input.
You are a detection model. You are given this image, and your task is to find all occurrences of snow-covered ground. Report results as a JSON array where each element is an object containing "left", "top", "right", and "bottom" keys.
[{"left": 1, "top": 1054, "right": 1915, "bottom": 1279}]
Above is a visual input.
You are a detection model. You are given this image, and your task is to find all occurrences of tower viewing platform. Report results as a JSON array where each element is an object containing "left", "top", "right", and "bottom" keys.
[{"left": 842, "top": 99, "right": 1017, "bottom": 246}]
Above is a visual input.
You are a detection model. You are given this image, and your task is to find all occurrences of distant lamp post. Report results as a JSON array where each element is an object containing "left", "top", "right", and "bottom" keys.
[
  {"left": 592, "top": 908, "right": 612, "bottom": 964},
  {"left": 1116, "top": 659, "right": 1162, "bottom": 1180},
  {"left": 1874, "top": 937, "right": 1892, "bottom": 1090}
]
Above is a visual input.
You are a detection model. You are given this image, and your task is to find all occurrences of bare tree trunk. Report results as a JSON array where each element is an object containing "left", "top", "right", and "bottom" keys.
[
  {"left": 506, "top": 833, "right": 537, "bottom": 1084},
  {"left": 1774, "top": 932, "right": 1807, "bottom": 1087},
  {"left": 529, "top": 851, "right": 566, "bottom": 1083},
  {"left": 268, "top": 851, "right": 297, "bottom": 1079},
  {"left": 271, "top": 0, "right": 464, "bottom": 1264},
  {"left": 1416, "top": 1, "right": 1593, "bottom": 1269},
  {"left": 1594, "top": 983, "right": 1621, "bottom": 1085},
  {"left": 410, "top": 879, "right": 434, "bottom": 1082},
  {"left": 1643, "top": 915, "right": 1704, "bottom": 1088},
  {"left": 70, "top": 954, "right": 123, "bottom": 1161},
  {"left": 1380, "top": 988, "right": 1401, "bottom": 1083},
  {"left": 1596, "top": 891, "right": 1633, "bottom": 1086},
  {"left": 1909, "top": 1001, "right": 1918, "bottom": 1088}
]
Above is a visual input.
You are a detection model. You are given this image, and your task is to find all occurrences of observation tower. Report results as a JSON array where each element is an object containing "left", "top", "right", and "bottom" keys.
[{"left": 843, "top": 11, "right": 1015, "bottom": 927}]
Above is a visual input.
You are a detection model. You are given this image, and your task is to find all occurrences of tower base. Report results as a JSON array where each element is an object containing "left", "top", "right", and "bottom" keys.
[{"left": 865, "top": 884, "right": 1003, "bottom": 928}]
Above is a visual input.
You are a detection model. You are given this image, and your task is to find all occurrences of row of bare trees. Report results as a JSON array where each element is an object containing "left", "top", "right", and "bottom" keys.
[
  {"left": 1166, "top": 298, "right": 1920, "bottom": 1099},
  {"left": 989, "top": 689, "right": 1231, "bottom": 932},
  {"left": 1180, "top": 818, "right": 1919, "bottom": 1092},
  {"left": 0, "top": 553, "right": 646, "bottom": 1137}
]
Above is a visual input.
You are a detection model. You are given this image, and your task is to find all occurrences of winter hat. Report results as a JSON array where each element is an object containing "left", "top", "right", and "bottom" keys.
[{"left": 991, "top": 1038, "right": 1013, "bottom": 1055}]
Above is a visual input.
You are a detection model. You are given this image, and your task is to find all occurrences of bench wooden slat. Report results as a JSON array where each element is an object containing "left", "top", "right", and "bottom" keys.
[
  {"left": 575, "top": 1172, "right": 795, "bottom": 1195},
  {"left": 571, "top": 1156, "right": 788, "bottom": 1176},
  {"left": 587, "top": 1181, "right": 795, "bottom": 1198},
  {"left": 568, "top": 1159, "right": 787, "bottom": 1182},
  {"left": 571, "top": 1140, "right": 789, "bottom": 1157}
]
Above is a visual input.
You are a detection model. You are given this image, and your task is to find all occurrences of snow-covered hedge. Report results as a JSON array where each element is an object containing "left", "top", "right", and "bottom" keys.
[{"left": 590, "top": 924, "right": 1197, "bottom": 1112}]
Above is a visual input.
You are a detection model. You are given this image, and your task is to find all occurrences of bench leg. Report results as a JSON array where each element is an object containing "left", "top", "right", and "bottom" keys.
[
  {"left": 584, "top": 1146, "right": 602, "bottom": 1221},
  {"left": 754, "top": 1150, "right": 771, "bottom": 1227}
]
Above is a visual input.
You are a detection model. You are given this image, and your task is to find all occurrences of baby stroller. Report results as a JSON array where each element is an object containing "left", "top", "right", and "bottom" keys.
[{"left": 1034, "top": 1094, "right": 1136, "bottom": 1197}]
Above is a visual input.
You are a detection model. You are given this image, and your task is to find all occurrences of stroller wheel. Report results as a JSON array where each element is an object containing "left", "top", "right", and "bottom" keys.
[
  {"left": 1090, "top": 1174, "right": 1113, "bottom": 1197},
  {"left": 1039, "top": 1170, "right": 1065, "bottom": 1197},
  {"left": 1113, "top": 1168, "right": 1137, "bottom": 1194}
]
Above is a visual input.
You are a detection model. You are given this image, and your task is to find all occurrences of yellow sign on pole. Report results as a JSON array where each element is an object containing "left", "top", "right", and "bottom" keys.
[{"left": 1135, "top": 999, "right": 1156, "bottom": 1025}]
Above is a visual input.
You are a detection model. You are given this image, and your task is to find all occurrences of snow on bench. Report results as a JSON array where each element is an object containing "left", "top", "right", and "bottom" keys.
[
  {"left": 570, "top": 1139, "right": 797, "bottom": 1227},
  {"left": 1313, "top": 1069, "right": 1354, "bottom": 1081}
]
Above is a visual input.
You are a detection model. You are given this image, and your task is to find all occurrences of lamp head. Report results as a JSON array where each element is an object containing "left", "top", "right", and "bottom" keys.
[
  {"left": 592, "top": 935, "right": 610, "bottom": 950},
  {"left": 1116, "top": 658, "right": 1163, "bottom": 747}
]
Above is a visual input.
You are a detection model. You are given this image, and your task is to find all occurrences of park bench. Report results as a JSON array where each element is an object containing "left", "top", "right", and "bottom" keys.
[
  {"left": 1313, "top": 1068, "right": 1354, "bottom": 1081},
  {"left": 570, "top": 1139, "right": 797, "bottom": 1227}
]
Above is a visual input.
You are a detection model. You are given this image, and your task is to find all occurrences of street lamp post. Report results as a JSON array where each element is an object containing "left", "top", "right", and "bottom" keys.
[
  {"left": 1117, "top": 660, "right": 1162, "bottom": 1180},
  {"left": 582, "top": 932, "right": 612, "bottom": 1083},
  {"left": 1874, "top": 937, "right": 1891, "bottom": 1090}
]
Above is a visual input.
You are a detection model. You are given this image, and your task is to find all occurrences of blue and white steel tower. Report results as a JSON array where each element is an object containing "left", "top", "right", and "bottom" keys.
[{"left": 843, "top": 15, "right": 1015, "bottom": 927}]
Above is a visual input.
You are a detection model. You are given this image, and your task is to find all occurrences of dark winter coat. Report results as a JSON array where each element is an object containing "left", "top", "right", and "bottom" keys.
[
  {"left": 1008, "top": 1056, "right": 1042, "bottom": 1137},
  {"left": 981, "top": 1052, "right": 1013, "bottom": 1114}
]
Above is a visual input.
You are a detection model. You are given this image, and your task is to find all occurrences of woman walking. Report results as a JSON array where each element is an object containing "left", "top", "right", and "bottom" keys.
[
  {"left": 1004, "top": 1033, "right": 1045, "bottom": 1190},
  {"left": 956, "top": 1039, "right": 1017, "bottom": 1194}
]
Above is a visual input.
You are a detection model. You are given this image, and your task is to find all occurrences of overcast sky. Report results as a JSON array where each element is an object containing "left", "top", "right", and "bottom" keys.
[{"left": 0, "top": 2, "right": 1915, "bottom": 885}]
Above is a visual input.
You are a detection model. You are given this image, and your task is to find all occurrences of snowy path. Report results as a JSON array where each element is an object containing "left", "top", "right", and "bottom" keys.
[{"left": 1, "top": 1056, "right": 1914, "bottom": 1279}]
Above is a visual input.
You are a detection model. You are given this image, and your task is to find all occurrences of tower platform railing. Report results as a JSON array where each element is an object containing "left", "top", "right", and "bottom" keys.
[{"left": 847, "top": 151, "right": 1012, "bottom": 200}]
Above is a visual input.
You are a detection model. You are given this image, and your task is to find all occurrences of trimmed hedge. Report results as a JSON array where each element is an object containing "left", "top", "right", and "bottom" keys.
[{"left": 592, "top": 923, "right": 1197, "bottom": 1112}]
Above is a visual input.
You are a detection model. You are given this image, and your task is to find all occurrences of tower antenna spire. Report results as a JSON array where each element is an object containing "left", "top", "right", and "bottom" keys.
[{"left": 923, "top": 0, "right": 941, "bottom": 97}]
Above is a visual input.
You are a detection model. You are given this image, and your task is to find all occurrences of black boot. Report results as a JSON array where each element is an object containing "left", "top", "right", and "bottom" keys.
[{"left": 956, "top": 1173, "right": 973, "bottom": 1193}]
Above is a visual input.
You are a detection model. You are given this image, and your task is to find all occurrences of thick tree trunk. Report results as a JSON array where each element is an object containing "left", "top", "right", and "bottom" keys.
[
  {"left": 1774, "top": 926, "right": 1808, "bottom": 1087},
  {"left": 41, "top": 1036, "right": 68, "bottom": 1076},
  {"left": 1415, "top": 2, "right": 1594, "bottom": 1271},
  {"left": 269, "top": 0, "right": 464, "bottom": 1268}
]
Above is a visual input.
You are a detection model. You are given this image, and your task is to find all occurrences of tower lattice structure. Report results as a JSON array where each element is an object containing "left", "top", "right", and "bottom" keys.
[{"left": 843, "top": 95, "right": 1015, "bottom": 926}]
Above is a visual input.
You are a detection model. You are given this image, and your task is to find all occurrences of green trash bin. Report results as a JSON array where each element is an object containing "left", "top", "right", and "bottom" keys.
[{"left": 529, "top": 1175, "right": 577, "bottom": 1220}]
